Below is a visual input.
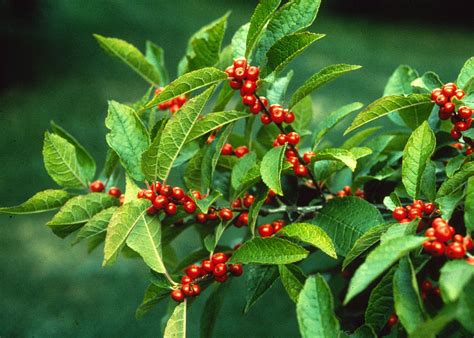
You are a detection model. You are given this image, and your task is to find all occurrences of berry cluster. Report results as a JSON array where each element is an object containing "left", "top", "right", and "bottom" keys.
[
  {"left": 392, "top": 200, "right": 436, "bottom": 224},
  {"left": 283, "top": 147, "right": 314, "bottom": 177},
  {"left": 336, "top": 186, "right": 365, "bottom": 199},
  {"left": 90, "top": 180, "right": 124, "bottom": 205},
  {"left": 423, "top": 217, "right": 473, "bottom": 259},
  {"left": 258, "top": 220, "right": 286, "bottom": 237},
  {"left": 155, "top": 87, "right": 187, "bottom": 114},
  {"left": 137, "top": 182, "right": 197, "bottom": 216},
  {"left": 431, "top": 83, "right": 472, "bottom": 141},
  {"left": 221, "top": 143, "right": 250, "bottom": 158},
  {"left": 170, "top": 252, "right": 243, "bottom": 302},
  {"left": 231, "top": 192, "right": 257, "bottom": 227},
  {"left": 419, "top": 279, "right": 440, "bottom": 301}
]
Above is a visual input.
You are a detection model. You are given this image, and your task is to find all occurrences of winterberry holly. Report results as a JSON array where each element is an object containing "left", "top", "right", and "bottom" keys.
[{"left": 90, "top": 180, "right": 105, "bottom": 192}]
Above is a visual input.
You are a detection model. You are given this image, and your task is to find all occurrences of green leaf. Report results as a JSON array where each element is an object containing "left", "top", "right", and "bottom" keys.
[
  {"left": 154, "top": 86, "right": 214, "bottom": 181},
  {"left": 229, "top": 237, "right": 309, "bottom": 265},
  {"left": 51, "top": 121, "right": 96, "bottom": 182},
  {"left": 291, "top": 95, "right": 313, "bottom": 134},
  {"left": 260, "top": 145, "right": 286, "bottom": 195},
  {"left": 313, "top": 197, "right": 383, "bottom": 256},
  {"left": 47, "top": 193, "right": 119, "bottom": 238},
  {"left": 265, "top": 32, "right": 324, "bottom": 75},
  {"left": 278, "top": 223, "right": 336, "bottom": 258},
  {"left": 187, "top": 111, "right": 249, "bottom": 142},
  {"left": 437, "top": 162, "right": 474, "bottom": 198},
  {"left": 231, "top": 152, "right": 257, "bottom": 190},
  {"left": 103, "top": 149, "right": 119, "bottom": 179},
  {"left": 456, "top": 278, "right": 474, "bottom": 333},
  {"left": 421, "top": 160, "right": 437, "bottom": 202},
  {"left": 344, "top": 94, "right": 433, "bottom": 135},
  {"left": 247, "top": 184, "right": 268, "bottom": 237},
  {"left": 342, "top": 223, "right": 391, "bottom": 270},
  {"left": 313, "top": 102, "right": 363, "bottom": 148},
  {"left": 0, "top": 189, "right": 71, "bottom": 214},
  {"left": 266, "top": 70, "right": 294, "bottom": 104},
  {"left": 145, "top": 41, "right": 168, "bottom": 85},
  {"left": 297, "top": 274, "right": 340, "bottom": 338},
  {"left": 393, "top": 257, "right": 426, "bottom": 334},
  {"left": 254, "top": 0, "right": 321, "bottom": 64},
  {"left": 365, "top": 268, "right": 396, "bottom": 332},
  {"left": 457, "top": 56, "right": 474, "bottom": 89},
  {"left": 244, "top": 265, "right": 279, "bottom": 313},
  {"left": 402, "top": 121, "right": 436, "bottom": 199},
  {"left": 94, "top": 34, "right": 161, "bottom": 85},
  {"left": 200, "top": 283, "right": 228, "bottom": 338},
  {"left": 290, "top": 64, "right": 362, "bottom": 109},
  {"left": 344, "top": 235, "right": 426, "bottom": 304},
  {"left": 184, "top": 149, "right": 204, "bottom": 191},
  {"left": 439, "top": 260, "right": 474, "bottom": 303},
  {"left": 348, "top": 325, "right": 377, "bottom": 338},
  {"left": 232, "top": 165, "right": 262, "bottom": 200},
  {"left": 145, "top": 67, "right": 226, "bottom": 109},
  {"left": 342, "top": 127, "right": 381, "bottom": 149},
  {"left": 446, "top": 156, "right": 465, "bottom": 178},
  {"left": 164, "top": 301, "right": 186, "bottom": 338},
  {"left": 231, "top": 23, "right": 249, "bottom": 60},
  {"left": 136, "top": 283, "right": 170, "bottom": 319},
  {"left": 43, "top": 132, "right": 89, "bottom": 188},
  {"left": 465, "top": 177, "right": 474, "bottom": 234},
  {"left": 126, "top": 212, "right": 166, "bottom": 274},
  {"left": 73, "top": 206, "right": 118, "bottom": 247},
  {"left": 384, "top": 65, "right": 418, "bottom": 96},
  {"left": 103, "top": 199, "right": 150, "bottom": 266},
  {"left": 193, "top": 190, "right": 222, "bottom": 214},
  {"left": 105, "top": 101, "right": 150, "bottom": 181},
  {"left": 436, "top": 189, "right": 464, "bottom": 221},
  {"left": 411, "top": 304, "right": 457, "bottom": 338},
  {"left": 279, "top": 264, "right": 306, "bottom": 303},
  {"left": 380, "top": 220, "right": 418, "bottom": 243},
  {"left": 179, "top": 13, "right": 228, "bottom": 73},
  {"left": 246, "top": 0, "right": 281, "bottom": 58},
  {"left": 411, "top": 71, "right": 443, "bottom": 92},
  {"left": 312, "top": 148, "right": 357, "bottom": 171}
]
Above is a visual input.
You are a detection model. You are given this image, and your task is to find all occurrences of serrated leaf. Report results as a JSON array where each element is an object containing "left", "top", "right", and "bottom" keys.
[
  {"left": 47, "top": 193, "right": 119, "bottom": 238},
  {"left": 436, "top": 189, "right": 464, "bottom": 221},
  {"left": 43, "top": 132, "right": 88, "bottom": 189},
  {"left": 421, "top": 160, "right": 437, "bottom": 202},
  {"left": 342, "top": 127, "right": 382, "bottom": 149},
  {"left": 279, "top": 264, "right": 306, "bottom": 303},
  {"left": 232, "top": 165, "right": 262, "bottom": 200},
  {"left": 73, "top": 206, "right": 118, "bottom": 246},
  {"left": 105, "top": 101, "right": 149, "bottom": 181},
  {"left": 297, "top": 274, "right": 340, "bottom": 338},
  {"left": 200, "top": 283, "right": 228, "bottom": 338},
  {"left": 246, "top": 0, "right": 281, "bottom": 58},
  {"left": 342, "top": 223, "right": 391, "bottom": 270},
  {"left": 155, "top": 86, "right": 214, "bottom": 181},
  {"left": 457, "top": 57, "right": 474, "bottom": 89},
  {"left": 231, "top": 23, "right": 249, "bottom": 60},
  {"left": 260, "top": 145, "right": 286, "bottom": 195},
  {"left": 103, "top": 199, "right": 150, "bottom": 266},
  {"left": 145, "top": 67, "right": 226, "bottom": 109},
  {"left": 291, "top": 95, "right": 313, "bottom": 134},
  {"left": 344, "top": 236, "right": 426, "bottom": 304},
  {"left": 446, "top": 156, "right": 465, "bottom": 178},
  {"left": 278, "top": 223, "right": 336, "bottom": 258},
  {"left": 94, "top": 34, "right": 161, "bottom": 85},
  {"left": 465, "top": 177, "right": 474, "bottom": 234},
  {"left": 393, "top": 256, "right": 426, "bottom": 334},
  {"left": 411, "top": 71, "right": 443, "bottom": 92},
  {"left": 254, "top": 0, "right": 321, "bottom": 64},
  {"left": 380, "top": 219, "right": 418, "bottom": 243},
  {"left": 0, "top": 189, "right": 71, "bottom": 214},
  {"left": 313, "top": 197, "right": 383, "bottom": 256},
  {"left": 313, "top": 102, "right": 363, "bottom": 148},
  {"left": 164, "top": 301, "right": 186, "bottom": 338},
  {"left": 51, "top": 121, "right": 96, "bottom": 182},
  {"left": 312, "top": 148, "right": 357, "bottom": 171},
  {"left": 187, "top": 111, "right": 249, "bottom": 142},
  {"left": 266, "top": 70, "right": 293, "bottom": 104},
  {"left": 193, "top": 190, "right": 222, "bottom": 214},
  {"left": 437, "top": 162, "right": 474, "bottom": 198},
  {"left": 103, "top": 148, "right": 119, "bottom": 179},
  {"left": 290, "top": 64, "right": 361, "bottom": 109},
  {"left": 265, "top": 32, "right": 324, "bottom": 75},
  {"left": 229, "top": 237, "right": 309, "bottom": 264},
  {"left": 231, "top": 152, "right": 257, "bottom": 190},
  {"left": 136, "top": 283, "right": 170, "bottom": 319},
  {"left": 439, "top": 260, "right": 474, "bottom": 303},
  {"left": 244, "top": 265, "right": 279, "bottom": 313},
  {"left": 184, "top": 149, "right": 204, "bottom": 191},
  {"left": 345, "top": 94, "right": 433, "bottom": 134},
  {"left": 365, "top": 268, "right": 395, "bottom": 332},
  {"left": 402, "top": 121, "right": 436, "bottom": 198},
  {"left": 248, "top": 184, "right": 268, "bottom": 237},
  {"left": 145, "top": 41, "right": 168, "bottom": 85}
]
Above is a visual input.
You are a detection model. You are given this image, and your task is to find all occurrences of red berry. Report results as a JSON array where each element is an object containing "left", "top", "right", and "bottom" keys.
[
  {"left": 421, "top": 280, "right": 432, "bottom": 292},
  {"left": 212, "top": 252, "right": 229, "bottom": 265},
  {"left": 186, "top": 265, "right": 202, "bottom": 279},
  {"left": 144, "top": 189, "right": 156, "bottom": 201},
  {"left": 146, "top": 206, "right": 158, "bottom": 215},
  {"left": 258, "top": 224, "right": 274, "bottom": 237},
  {"left": 434, "top": 226, "right": 453, "bottom": 242},
  {"left": 425, "top": 227, "right": 436, "bottom": 238},
  {"left": 234, "top": 67, "right": 246, "bottom": 81},
  {"left": 171, "top": 289, "right": 184, "bottom": 302},
  {"left": 467, "top": 147, "right": 474, "bottom": 156},
  {"left": 288, "top": 156, "right": 299, "bottom": 167},
  {"left": 336, "top": 191, "right": 347, "bottom": 197},
  {"left": 160, "top": 185, "right": 173, "bottom": 197},
  {"left": 242, "top": 95, "right": 256, "bottom": 106},
  {"left": 430, "top": 241, "right": 446, "bottom": 256},
  {"left": 229, "top": 264, "right": 243, "bottom": 276},
  {"left": 201, "top": 259, "right": 214, "bottom": 273},
  {"left": 408, "top": 207, "right": 423, "bottom": 220},
  {"left": 467, "top": 256, "right": 474, "bottom": 265},
  {"left": 235, "top": 212, "right": 249, "bottom": 227},
  {"left": 270, "top": 107, "right": 285, "bottom": 124},
  {"left": 192, "top": 191, "right": 203, "bottom": 200},
  {"left": 183, "top": 201, "right": 197, "bottom": 214},
  {"left": 294, "top": 164, "right": 309, "bottom": 177},
  {"left": 259, "top": 96, "right": 269, "bottom": 107},
  {"left": 453, "top": 234, "right": 464, "bottom": 243},
  {"left": 153, "top": 195, "right": 168, "bottom": 209},
  {"left": 152, "top": 181, "right": 162, "bottom": 193},
  {"left": 192, "top": 284, "right": 201, "bottom": 296},
  {"left": 213, "top": 263, "right": 228, "bottom": 277},
  {"left": 233, "top": 57, "right": 247, "bottom": 69},
  {"left": 450, "top": 128, "right": 462, "bottom": 140},
  {"left": 343, "top": 186, "right": 352, "bottom": 194},
  {"left": 422, "top": 241, "right": 433, "bottom": 252},
  {"left": 229, "top": 79, "right": 242, "bottom": 89},
  {"left": 431, "top": 88, "right": 442, "bottom": 101},
  {"left": 284, "top": 111, "right": 295, "bottom": 124},
  {"left": 387, "top": 314, "right": 398, "bottom": 327},
  {"left": 303, "top": 151, "right": 316, "bottom": 163},
  {"left": 137, "top": 189, "right": 146, "bottom": 199},
  {"left": 240, "top": 80, "right": 257, "bottom": 95},
  {"left": 286, "top": 132, "right": 300, "bottom": 146},
  {"left": 246, "top": 66, "right": 260, "bottom": 81},
  {"left": 455, "top": 121, "right": 468, "bottom": 131},
  {"left": 181, "top": 284, "right": 194, "bottom": 297},
  {"left": 196, "top": 213, "right": 207, "bottom": 223},
  {"left": 464, "top": 237, "right": 473, "bottom": 251},
  {"left": 454, "top": 89, "right": 465, "bottom": 100},
  {"left": 445, "top": 242, "right": 466, "bottom": 259},
  {"left": 225, "top": 66, "right": 235, "bottom": 78},
  {"left": 231, "top": 199, "right": 242, "bottom": 209},
  {"left": 108, "top": 187, "right": 121, "bottom": 198},
  {"left": 219, "top": 208, "right": 233, "bottom": 221},
  {"left": 439, "top": 107, "right": 452, "bottom": 120},
  {"left": 399, "top": 218, "right": 411, "bottom": 224},
  {"left": 443, "top": 102, "right": 455, "bottom": 114},
  {"left": 392, "top": 207, "right": 408, "bottom": 221},
  {"left": 260, "top": 114, "right": 272, "bottom": 124},
  {"left": 423, "top": 203, "right": 435, "bottom": 214},
  {"left": 458, "top": 106, "right": 473, "bottom": 119},
  {"left": 285, "top": 149, "right": 297, "bottom": 158},
  {"left": 164, "top": 202, "right": 177, "bottom": 215},
  {"left": 172, "top": 187, "right": 185, "bottom": 200},
  {"left": 90, "top": 180, "right": 105, "bottom": 192},
  {"left": 243, "top": 194, "right": 255, "bottom": 208},
  {"left": 234, "top": 146, "right": 250, "bottom": 158},
  {"left": 272, "top": 220, "right": 285, "bottom": 233},
  {"left": 170, "top": 104, "right": 180, "bottom": 114},
  {"left": 277, "top": 134, "right": 287, "bottom": 145},
  {"left": 206, "top": 209, "right": 218, "bottom": 221},
  {"left": 214, "top": 274, "right": 229, "bottom": 283},
  {"left": 442, "top": 83, "right": 457, "bottom": 97},
  {"left": 119, "top": 194, "right": 125, "bottom": 205},
  {"left": 435, "top": 94, "right": 448, "bottom": 106},
  {"left": 249, "top": 101, "right": 262, "bottom": 114},
  {"left": 181, "top": 275, "right": 193, "bottom": 284}
]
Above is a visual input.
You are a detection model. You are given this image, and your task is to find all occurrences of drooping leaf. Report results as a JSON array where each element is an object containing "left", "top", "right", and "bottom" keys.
[
  {"left": 446, "top": 156, "right": 465, "bottom": 178},
  {"left": 145, "top": 67, "right": 226, "bottom": 109},
  {"left": 193, "top": 190, "right": 222, "bottom": 214},
  {"left": 136, "top": 283, "right": 170, "bottom": 319},
  {"left": 154, "top": 86, "right": 214, "bottom": 181},
  {"left": 42, "top": 132, "right": 89, "bottom": 189},
  {"left": 254, "top": 0, "right": 321, "bottom": 64},
  {"left": 279, "top": 264, "right": 306, "bottom": 303},
  {"left": 229, "top": 237, "right": 309, "bottom": 265},
  {"left": 145, "top": 41, "right": 169, "bottom": 85},
  {"left": 0, "top": 189, "right": 71, "bottom": 214},
  {"left": 437, "top": 162, "right": 474, "bottom": 198},
  {"left": 344, "top": 94, "right": 433, "bottom": 134},
  {"left": 164, "top": 301, "right": 186, "bottom": 338},
  {"left": 312, "top": 148, "right": 357, "bottom": 171},
  {"left": 105, "top": 101, "right": 150, "bottom": 181},
  {"left": 245, "top": 0, "right": 281, "bottom": 58},
  {"left": 436, "top": 189, "right": 464, "bottom": 221},
  {"left": 465, "top": 177, "right": 474, "bottom": 234},
  {"left": 47, "top": 193, "right": 119, "bottom": 238},
  {"left": 265, "top": 32, "right": 324, "bottom": 75},
  {"left": 103, "top": 148, "right": 119, "bottom": 179},
  {"left": 393, "top": 257, "right": 426, "bottom": 334},
  {"left": 290, "top": 65, "right": 362, "bottom": 109},
  {"left": 278, "top": 223, "right": 336, "bottom": 258},
  {"left": 456, "top": 56, "right": 474, "bottom": 89},
  {"left": 439, "top": 259, "right": 474, "bottom": 303},
  {"left": 260, "top": 145, "right": 286, "bottom": 195},
  {"left": 297, "top": 274, "right": 340, "bottom": 338},
  {"left": 244, "top": 265, "right": 279, "bottom": 313},
  {"left": 344, "top": 235, "right": 426, "bottom": 304},
  {"left": 402, "top": 121, "right": 436, "bottom": 199},
  {"left": 94, "top": 34, "right": 162, "bottom": 85},
  {"left": 365, "top": 268, "right": 396, "bottom": 332},
  {"left": 73, "top": 206, "right": 118, "bottom": 248},
  {"left": 187, "top": 111, "right": 249, "bottom": 142},
  {"left": 313, "top": 197, "right": 383, "bottom": 256},
  {"left": 232, "top": 165, "right": 262, "bottom": 200}
]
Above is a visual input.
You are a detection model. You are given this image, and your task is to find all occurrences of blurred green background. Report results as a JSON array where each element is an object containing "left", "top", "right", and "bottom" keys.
[{"left": 1, "top": 0, "right": 472, "bottom": 337}]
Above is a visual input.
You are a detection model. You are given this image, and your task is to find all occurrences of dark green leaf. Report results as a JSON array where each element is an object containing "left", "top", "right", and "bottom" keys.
[
  {"left": 384, "top": 65, "right": 418, "bottom": 96},
  {"left": 246, "top": 0, "right": 281, "bottom": 57},
  {"left": 231, "top": 152, "right": 257, "bottom": 190},
  {"left": 312, "top": 148, "right": 357, "bottom": 171},
  {"left": 145, "top": 41, "right": 169, "bottom": 85},
  {"left": 187, "top": 111, "right": 249, "bottom": 142},
  {"left": 200, "top": 283, "right": 228, "bottom": 338},
  {"left": 437, "top": 162, "right": 474, "bottom": 198},
  {"left": 457, "top": 57, "right": 474, "bottom": 89},
  {"left": 260, "top": 145, "right": 286, "bottom": 195},
  {"left": 136, "top": 283, "right": 170, "bottom": 319},
  {"left": 73, "top": 206, "right": 118, "bottom": 246},
  {"left": 231, "top": 23, "right": 249, "bottom": 60},
  {"left": 291, "top": 96, "right": 313, "bottom": 134},
  {"left": 278, "top": 223, "right": 336, "bottom": 258},
  {"left": 244, "top": 265, "right": 279, "bottom": 313},
  {"left": 266, "top": 70, "right": 293, "bottom": 104},
  {"left": 411, "top": 304, "right": 457, "bottom": 338},
  {"left": 279, "top": 264, "right": 306, "bottom": 303},
  {"left": 439, "top": 260, "right": 474, "bottom": 303},
  {"left": 0, "top": 189, "right": 71, "bottom": 214},
  {"left": 465, "top": 177, "right": 474, "bottom": 234},
  {"left": 247, "top": 184, "right": 268, "bottom": 237},
  {"left": 411, "top": 71, "right": 443, "bottom": 92},
  {"left": 365, "top": 268, "right": 396, "bottom": 332}
]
